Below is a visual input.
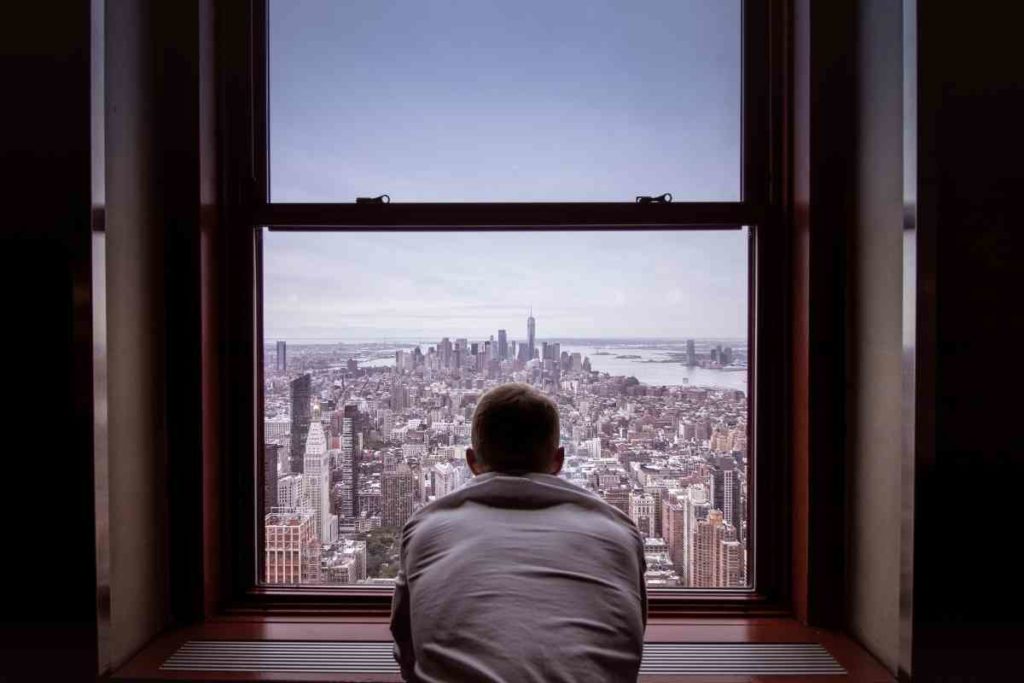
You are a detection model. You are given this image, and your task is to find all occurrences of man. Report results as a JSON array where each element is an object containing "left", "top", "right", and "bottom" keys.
[{"left": 391, "top": 383, "right": 647, "bottom": 682}]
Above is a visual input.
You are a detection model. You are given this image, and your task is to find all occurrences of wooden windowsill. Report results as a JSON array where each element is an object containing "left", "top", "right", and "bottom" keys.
[{"left": 112, "top": 617, "right": 894, "bottom": 682}]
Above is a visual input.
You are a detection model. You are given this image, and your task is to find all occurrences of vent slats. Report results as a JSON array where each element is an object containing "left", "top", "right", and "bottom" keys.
[{"left": 162, "top": 640, "right": 846, "bottom": 676}]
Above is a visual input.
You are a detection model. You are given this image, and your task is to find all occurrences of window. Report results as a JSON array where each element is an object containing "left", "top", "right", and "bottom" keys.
[
  {"left": 261, "top": 228, "right": 750, "bottom": 588},
  {"left": 225, "top": 0, "right": 784, "bottom": 611},
  {"left": 268, "top": 0, "right": 741, "bottom": 203}
]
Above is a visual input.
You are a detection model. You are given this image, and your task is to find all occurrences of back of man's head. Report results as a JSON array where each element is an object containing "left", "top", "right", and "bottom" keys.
[{"left": 471, "top": 383, "right": 560, "bottom": 473}]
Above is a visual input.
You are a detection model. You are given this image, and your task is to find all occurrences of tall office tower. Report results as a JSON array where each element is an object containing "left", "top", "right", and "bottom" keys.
[
  {"left": 717, "top": 540, "right": 744, "bottom": 587},
  {"left": 382, "top": 463, "right": 416, "bottom": 528},
  {"left": 390, "top": 379, "right": 407, "bottom": 411},
  {"left": 439, "top": 337, "right": 453, "bottom": 368},
  {"left": 498, "top": 329, "right": 508, "bottom": 360},
  {"left": 686, "top": 485, "right": 709, "bottom": 583},
  {"left": 692, "top": 509, "right": 740, "bottom": 587},
  {"left": 629, "top": 492, "right": 656, "bottom": 537},
  {"left": 712, "top": 458, "right": 743, "bottom": 537},
  {"left": 644, "top": 484, "right": 665, "bottom": 537},
  {"left": 570, "top": 352, "right": 583, "bottom": 372},
  {"left": 527, "top": 309, "right": 536, "bottom": 361},
  {"left": 431, "top": 462, "right": 458, "bottom": 499},
  {"left": 276, "top": 340, "right": 287, "bottom": 371},
  {"left": 302, "top": 414, "right": 336, "bottom": 544},
  {"left": 395, "top": 349, "right": 411, "bottom": 373},
  {"left": 277, "top": 474, "right": 303, "bottom": 509},
  {"left": 340, "top": 404, "right": 359, "bottom": 519},
  {"left": 541, "top": 341, "right": 549, "bottom": 361},
  {"left": 549, "top": 342, "right": 560, "bottom": 362},
  {"left": 289, "top": 373, "right": 312, "bottom": 474},
  {"left": 264, "top": 443, "right": 280, "bottom": 514},
  {"left": 265, "top": 509, "right": 320, "bottom": 584},
  {"left": 686, "top": 339, "right": 696, "bottom": 366},
  {"left": 661, "top": 490, "right": 688, "bottom": 577}
]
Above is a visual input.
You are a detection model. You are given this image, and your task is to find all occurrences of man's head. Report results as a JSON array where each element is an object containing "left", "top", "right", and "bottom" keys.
[{"left": 467, "top": 383, "right": 564, "bottom": 476}]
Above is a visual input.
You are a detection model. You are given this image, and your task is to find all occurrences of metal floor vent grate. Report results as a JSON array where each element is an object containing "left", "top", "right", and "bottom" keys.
[{"left": 162, "top": 640, "right": 846, "bottom": 676}]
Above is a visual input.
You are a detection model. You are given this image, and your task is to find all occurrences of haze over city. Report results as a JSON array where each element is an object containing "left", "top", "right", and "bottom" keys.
[{"left": 263, "top": 229, "right": 749, "bottom": 342}]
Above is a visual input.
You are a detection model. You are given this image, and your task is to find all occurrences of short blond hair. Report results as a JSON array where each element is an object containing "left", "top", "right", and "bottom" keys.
[{"left": 471, "top": 383, "right": 560, "bottom": 472}]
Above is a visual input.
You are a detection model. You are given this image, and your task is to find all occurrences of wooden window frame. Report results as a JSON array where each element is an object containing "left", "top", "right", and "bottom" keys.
[{"left": 198, "top": 0, "right": 798, "bottom": 620}]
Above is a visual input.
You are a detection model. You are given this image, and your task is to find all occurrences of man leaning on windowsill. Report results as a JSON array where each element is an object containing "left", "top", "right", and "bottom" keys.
[{"left": 390, "top": 383, "right": 648, "bottom": 682}]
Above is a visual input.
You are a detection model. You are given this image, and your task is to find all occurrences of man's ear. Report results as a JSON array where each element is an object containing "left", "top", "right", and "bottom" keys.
[
  {"left": 466, "top": 447, "right": 485, "bottom": 475},
  {"left": 549, "top": 446, "right": 565, "bottom": 475}
]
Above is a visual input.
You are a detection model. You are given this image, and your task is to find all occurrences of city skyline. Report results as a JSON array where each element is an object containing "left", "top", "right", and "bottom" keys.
[{"left": 263, "top": 229, "right": 749, "bottom": 341}]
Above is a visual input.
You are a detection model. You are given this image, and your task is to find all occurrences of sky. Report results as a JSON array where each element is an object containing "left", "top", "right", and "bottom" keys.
[
  {"left": 263, "top": 229, "right": 748, "bottom": 341},
  {"left": 269, "top": 0, "right": 741, "bottom": 202},
  {"left": 264, "top": 1, "right": 745, "bottom": 341}
]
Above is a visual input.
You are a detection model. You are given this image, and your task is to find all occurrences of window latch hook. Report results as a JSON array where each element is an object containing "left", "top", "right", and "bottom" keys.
[{"left": 635, "top": 193, "right": 673, "bottom": 204}]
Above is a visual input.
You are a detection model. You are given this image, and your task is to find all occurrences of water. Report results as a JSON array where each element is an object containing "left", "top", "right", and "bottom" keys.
[
  {"left": 559, "top": 345, "right": 747, "bottom": 391},
  {"left": 353, "top": 343, "right": 747, "bottom": 392}
]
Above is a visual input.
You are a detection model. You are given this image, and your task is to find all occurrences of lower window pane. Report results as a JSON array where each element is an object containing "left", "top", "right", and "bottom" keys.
[{"left": 260, "top": 228, "right": 750, "bottom": 589}]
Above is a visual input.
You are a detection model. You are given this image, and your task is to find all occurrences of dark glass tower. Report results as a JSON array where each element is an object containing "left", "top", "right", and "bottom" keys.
[
  {"left": 275, "top": 340, "right": 287, "bottom": 371},
  {"left": 527, "top": 309, "right": 536, "bottom": 361},
  {"left": 498, "top": 329, "right": 508, "bottom": 360},
  {"left": 289, "top": 373, "right": 312, "bottom": 473}
]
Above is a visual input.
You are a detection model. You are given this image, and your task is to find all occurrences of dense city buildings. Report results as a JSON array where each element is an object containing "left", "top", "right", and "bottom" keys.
[{"left": 263, "top": 313, "right": 748, "bottom": 587}]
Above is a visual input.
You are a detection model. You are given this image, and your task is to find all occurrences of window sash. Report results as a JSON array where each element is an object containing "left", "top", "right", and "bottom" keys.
[{"left": 218, "top": 0, "right": 787, "bottom": 615}]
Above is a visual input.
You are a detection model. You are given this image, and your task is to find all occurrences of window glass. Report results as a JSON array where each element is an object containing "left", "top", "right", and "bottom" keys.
[
  {"left": 269, "top": 0, "right": 742, "bottom": 202},
  {"left": 261, "top": 228, "right": 750, "bottom": 588}
]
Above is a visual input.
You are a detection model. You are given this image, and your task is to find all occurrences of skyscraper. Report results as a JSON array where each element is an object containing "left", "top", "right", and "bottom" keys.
[
  {"left": 264, "top": 443, "right": 280, "bottom": 514},
  {"left": 289, "top": 373, "right": 312, "bottom": 474},
  {"left": 431, "top": 462, "right": 459, "bottom": 499},
  {"left": 276, "top": 474, "right": 303, "bottom": 509},
  {"left": 276, "top": 340, "right": 287, "bottom": 371},
  {"left": 661, "top": 490, "right": 688, "bottom": 577},
  {"left": 712, "top": 458, "right": 743, "bottom": 538},
  {"left": 439, "top": 337, "right": 452, "bottom": 368},
  {"left": 340, "top": 404, "right": 359, "bottom": 519},
  {"left": 686, "top": 339, "right": 696, "bottom": 367},
  {"left": 265, "top": 508, "right": 320, "bottom": 584},
  {"left": 692, "top": 509, "right": 741, "bottom": 587},
  {"left": 390, "top": 379, "right": 408, "bottom": 411},
  {"left": 527, "top": 309, "right": 536, "bottom": 361},
  {"left": 302, "top": 413, "right": 336, "bottom": 544},
  {"left": 382, "top": 463, "right": 415, "bottom": 528},
  {"left": 497, "top": 329, "right": 508, "bottom": 360},
  {"left": 629, "top": 492, "right": 656, "bottom": 537}
]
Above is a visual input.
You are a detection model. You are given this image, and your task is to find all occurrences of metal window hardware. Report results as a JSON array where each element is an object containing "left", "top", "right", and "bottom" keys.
[
  {"left": 355, "top": 194, "right": 391, "bottom": 204},
  {"left": 636, "top": 193, "right": 673, "bottom": 204}
]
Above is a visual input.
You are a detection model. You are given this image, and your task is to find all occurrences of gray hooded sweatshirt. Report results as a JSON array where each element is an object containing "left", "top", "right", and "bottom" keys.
[{"left": 390, "top": 471, "right": 647, "bottom": 682}]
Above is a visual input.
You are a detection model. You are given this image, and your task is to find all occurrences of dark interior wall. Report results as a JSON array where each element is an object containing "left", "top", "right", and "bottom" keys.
[
  {"left": 105, "top": 0, "right": 172, "bottom": 667},
  {"left": 907, "top": 1, "right": 1024, "bottom": 680},
  {"left": 847, "top": 0, "right": 902, "bottom": 672},
  {"left": 0, "top": 2, "right": 99, "bottom": 681}
]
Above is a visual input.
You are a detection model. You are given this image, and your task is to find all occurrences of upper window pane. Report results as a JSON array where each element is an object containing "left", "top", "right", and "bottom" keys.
[{"left": 269, "top": 0, "right": 742, "bottom": 202}]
